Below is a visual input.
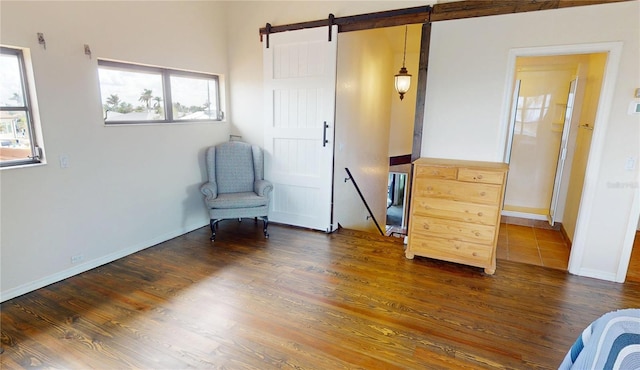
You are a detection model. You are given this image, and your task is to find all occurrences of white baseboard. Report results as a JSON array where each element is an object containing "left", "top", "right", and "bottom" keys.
[
  {"left": 0, "top": 222, "right": 208, "bottom": 303},
  {"left": 501, "top": 210, "right": 548, "bottom": 221}
]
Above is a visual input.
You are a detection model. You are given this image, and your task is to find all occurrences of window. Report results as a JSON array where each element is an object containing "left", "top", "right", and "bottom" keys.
[
  {"left": 0, "top": 47, "right": 42, "bottom": 167},
  {"left": 97, "top": 60, "right": 222, "bottom": 124}
]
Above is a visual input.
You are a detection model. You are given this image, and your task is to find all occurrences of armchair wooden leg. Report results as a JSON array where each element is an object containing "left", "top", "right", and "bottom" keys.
[
  {"left": 263, "top": 216, "right": 269, "bottom": 238},
  {"left": 210, "top": 219, "right": 221, "bottom": 241}
]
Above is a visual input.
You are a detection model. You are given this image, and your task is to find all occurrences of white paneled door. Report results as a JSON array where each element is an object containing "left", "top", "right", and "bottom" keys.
[
  {"left": 263, "top": 26, "right": 338, "bottom": 232},
  {"left": 549, "top": 78, "right": 579, "bottom": 226}
]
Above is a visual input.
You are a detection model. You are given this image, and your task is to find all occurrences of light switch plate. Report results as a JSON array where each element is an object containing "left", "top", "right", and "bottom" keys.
[
  {"left": 625, "top": 157, "right": 636, "bottom": 171},
  {"left": 59, "top": 154, "right": 70, "bottom": 168}
]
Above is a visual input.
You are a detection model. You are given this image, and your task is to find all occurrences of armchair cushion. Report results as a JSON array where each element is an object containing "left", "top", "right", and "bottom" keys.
[
  {"left": 205, "top": 191, "right": 269, "bottom": 210},
  {"left": 215, "top": 142, "right": 255, "bottom": 194}
]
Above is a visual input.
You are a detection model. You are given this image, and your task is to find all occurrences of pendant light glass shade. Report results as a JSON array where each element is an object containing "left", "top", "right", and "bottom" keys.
[
  {"left": 394, "top": 26, "right": 411, "bottom": 101},
  {"left": 394, "top": 67, "right": 411, "bottom": 100}
]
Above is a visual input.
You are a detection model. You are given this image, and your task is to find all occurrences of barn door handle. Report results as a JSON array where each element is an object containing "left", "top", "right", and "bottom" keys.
[{"left": 323, "top": 121, "right": 329, "bottom": 147}]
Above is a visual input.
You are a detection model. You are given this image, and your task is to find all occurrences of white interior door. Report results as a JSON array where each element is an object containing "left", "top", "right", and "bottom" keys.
[
  {"left": 504, "top": 79, "right": 521, "bottom": 164},
  {"left": 263, "top": 26, "right": 338, "bottom": 232},
  {"left": 549, "top": 78, "right": 578, "bottom": 226}
]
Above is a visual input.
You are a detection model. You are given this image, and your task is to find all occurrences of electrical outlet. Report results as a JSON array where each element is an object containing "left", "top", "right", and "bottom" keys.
[{"left": 71, "top": 254, "right": 83, "bottom": 264}]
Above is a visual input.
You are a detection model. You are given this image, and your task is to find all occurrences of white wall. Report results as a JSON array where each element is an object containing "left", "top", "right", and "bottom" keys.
[
  {"left": 333, "top": 28, "right": 394, "bottom": 233},
  {"left": 0, "top": 1, "right": 230, "bottom": 301},
  {"left": 424, "top": 2, "right": 639, "bottom": 280}
]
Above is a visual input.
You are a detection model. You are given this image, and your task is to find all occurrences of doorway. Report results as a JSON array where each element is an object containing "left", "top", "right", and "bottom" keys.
[
  {"left": 386, "top": 171, "right": 408, "bottom": 236},
  {"left": 385, "top": 24, "right": 421, "bottom": 237},
  {"left": 333, "top": 24, "right": 421, "bottom": 235},
  {"left": 503, "top": 54, "right": 607, "bottom": 252},
  {"left": 627, "top": 229, "right": 640, "bottom": 282}
]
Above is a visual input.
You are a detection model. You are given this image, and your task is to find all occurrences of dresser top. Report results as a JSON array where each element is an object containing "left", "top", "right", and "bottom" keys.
[{"left": 413, "top": 157, "right": 509, "bottom": 172}]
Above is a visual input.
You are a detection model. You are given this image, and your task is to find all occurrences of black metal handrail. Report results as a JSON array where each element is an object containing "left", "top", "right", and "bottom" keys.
[{"left": 344, "top": 168, "right": 384, "bottom": 236}]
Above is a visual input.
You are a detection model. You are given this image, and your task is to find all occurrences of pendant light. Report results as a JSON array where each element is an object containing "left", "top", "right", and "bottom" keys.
[{"left": 394, "top": 26, "right": 411, "bottom": 101}]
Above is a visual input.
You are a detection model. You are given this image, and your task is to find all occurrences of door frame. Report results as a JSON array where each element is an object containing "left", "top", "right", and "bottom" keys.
[{"left": 498, "top": 41, "right": 626, "bottom": 280}]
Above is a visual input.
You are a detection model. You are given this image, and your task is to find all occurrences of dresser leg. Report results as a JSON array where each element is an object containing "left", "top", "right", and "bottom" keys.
[
  {"left": 405, "top": 251, "right": 414, "bottom": 259},
  {"left": 484, "top": 267, "right": 495, "bottom": 275}
]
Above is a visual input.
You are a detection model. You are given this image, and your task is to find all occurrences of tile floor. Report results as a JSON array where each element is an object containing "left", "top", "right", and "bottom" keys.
[
  {"left": 496, "top": 223, "right": 570, "bottom": 270},
  {"left": 396, "top": 217, "right": 639, "bottom": 276},
  {"left": 496, "top": 227, "right": 640, "bottom": 280}
]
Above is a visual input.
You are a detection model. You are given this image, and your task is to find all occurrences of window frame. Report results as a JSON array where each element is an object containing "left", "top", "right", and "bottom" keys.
[
  {"left": 97, "top": 60, "right": 223, "bottom": 125},
  {"left": 0, "top": 46, "right": 41, "bottom": 168}
]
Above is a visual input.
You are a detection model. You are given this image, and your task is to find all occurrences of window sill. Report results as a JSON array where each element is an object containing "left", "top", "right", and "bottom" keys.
[
  {"left": 103, "top": 119, "right": 227, "bottom": 127},
  {"left": 0, "top": 161, "right": 47, "bottom": 171}
]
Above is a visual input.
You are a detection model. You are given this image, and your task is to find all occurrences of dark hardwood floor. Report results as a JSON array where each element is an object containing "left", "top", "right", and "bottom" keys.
[{"left": 2, "top": 222, "right": 640, "bottom": 369}]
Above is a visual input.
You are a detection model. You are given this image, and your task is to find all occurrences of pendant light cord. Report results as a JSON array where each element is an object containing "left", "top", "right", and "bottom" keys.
[{"left": 402, "top": 26, "right": 408, "bottom": 68}]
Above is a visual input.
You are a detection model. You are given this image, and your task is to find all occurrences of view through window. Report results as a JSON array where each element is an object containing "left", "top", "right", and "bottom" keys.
[
  {"left": 98, "top": 60, "right": 222, "bottom": 124},
  {"left": 0, "top": 47, "right": 41, "bottom": 167}
]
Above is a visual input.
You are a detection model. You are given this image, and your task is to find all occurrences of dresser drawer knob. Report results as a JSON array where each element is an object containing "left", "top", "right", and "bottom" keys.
[
  {"left": 476, "top": 175, "right": 483, "bottom": 180},
  {"left": 480, "top": 191, "right": 486, "bottom": 196},
  {"left": 423, "top": 224, "right": 430, "bottom": 230},
  {"left": 477, "top": 212, "right": 483, "bottom": 217}
]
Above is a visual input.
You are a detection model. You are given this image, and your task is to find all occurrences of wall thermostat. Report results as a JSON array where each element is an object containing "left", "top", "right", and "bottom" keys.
[{"left": 629, "top": 101, "right": 640, "bottom": 115}]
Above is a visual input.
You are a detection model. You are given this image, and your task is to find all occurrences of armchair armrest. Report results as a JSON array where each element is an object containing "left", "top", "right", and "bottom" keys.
[
  {"left": 254, "top": 179, "right": 273, "bottom": 197},
  {"left": 200, "top": 182, "right": 218, "bottom": 201}
]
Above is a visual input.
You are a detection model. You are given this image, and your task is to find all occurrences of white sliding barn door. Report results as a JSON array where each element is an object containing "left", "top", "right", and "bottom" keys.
[{"left": 263, "top": 26, "right": 338, "bottom": 232}]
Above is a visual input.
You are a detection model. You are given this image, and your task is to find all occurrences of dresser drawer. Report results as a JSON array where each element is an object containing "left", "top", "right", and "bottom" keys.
[
  {"left": 413, "top": 178, "right": 503, "bottom": 205},
  {"left": 408, "top": 236, "right": 492, "bottom": 266},
  {"left": 411, "top": 196, "right": 499, "bottom": 226},
  {"left": 410, "top": 215, "right": 496, "bottom": 245},
  {"left": 457, "top": 168, "right": 505, "bottom": 185},
  {"left": 415, "top": 165, "right": 457, "bottom": 180}
]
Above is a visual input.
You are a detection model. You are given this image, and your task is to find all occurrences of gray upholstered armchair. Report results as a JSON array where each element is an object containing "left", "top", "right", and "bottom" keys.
[{"left": 200, "top": 141, "right": 273, "bottom": 241}]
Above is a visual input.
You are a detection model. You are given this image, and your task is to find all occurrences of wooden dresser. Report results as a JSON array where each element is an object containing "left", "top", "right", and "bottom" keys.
[{"left": 406, "top": 158, "right": 509, "bottom": 274}]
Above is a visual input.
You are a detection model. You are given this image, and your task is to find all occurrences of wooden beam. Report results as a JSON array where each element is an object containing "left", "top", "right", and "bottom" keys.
[
  {"left": 389, "top": 154, "right": 412, "bottom": 166},
  {"left": 411, "top": 22, "right": 431, "bottom": 163},
  {"left": 338, "top": 12, "right": 430, "bottom": 33},
  {"left": 258, "top": 0, "right": 631, "bottom": 39},
  {"left": 430, "top": 0, "right": 632, "bottom": 22},
  {"left": 258, "top": 6, "right": 431, "bottom": 38}
]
